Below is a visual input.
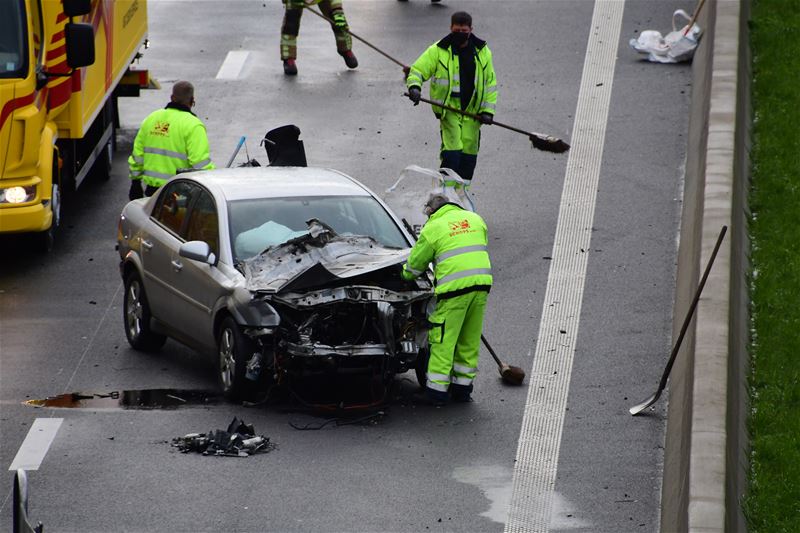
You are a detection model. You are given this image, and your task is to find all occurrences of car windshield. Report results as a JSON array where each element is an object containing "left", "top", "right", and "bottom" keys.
[
  {"left": 0, "top": 1, "right": 27, "bottom": 78},
  {"left": 229, "top": 195, "right": 409, "bottom": 262}
]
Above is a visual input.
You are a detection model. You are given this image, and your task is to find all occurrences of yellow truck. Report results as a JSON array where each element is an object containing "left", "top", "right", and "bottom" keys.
[{"left": 0, "top": 0, "right": 150, "bottom": 250}]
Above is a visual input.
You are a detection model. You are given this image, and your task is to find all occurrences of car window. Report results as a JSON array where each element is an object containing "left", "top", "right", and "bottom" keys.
[
  {"left": 185, "top": 190, "right": 219, "bottom": 257},
  {"left": 228, "top": 195, "right": 408, "bottom": 262},
  {"left": 152, "top": 181, "right": 196, "bottom": 236}
]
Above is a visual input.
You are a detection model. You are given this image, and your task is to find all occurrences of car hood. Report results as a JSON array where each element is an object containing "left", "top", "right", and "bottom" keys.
[{"left": 242, "top": 219, "right": 411, "bottom": 293}]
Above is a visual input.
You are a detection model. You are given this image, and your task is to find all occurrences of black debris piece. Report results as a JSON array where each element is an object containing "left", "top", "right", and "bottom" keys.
[{"left": 171, "top": 417, "right": 275, "bottom": 457}]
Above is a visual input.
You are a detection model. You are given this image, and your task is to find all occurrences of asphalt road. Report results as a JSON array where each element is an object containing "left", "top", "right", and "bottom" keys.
[{"left": 0, "top": 1, "right": 693, "bottom": 531}]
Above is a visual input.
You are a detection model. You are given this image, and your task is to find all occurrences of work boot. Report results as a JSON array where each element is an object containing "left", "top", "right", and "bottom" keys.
[
  {"left": 340, "top": 50, "right": 358, "bottom": 69},
  {"left": 450, "top": 383, "right": 473, "bottom": 403},
  {"left": 283, "top": 59, "right": 298, "bottom": 76},
  {"left": 410, "top": 388, "right": 448, "bottom": 407}
]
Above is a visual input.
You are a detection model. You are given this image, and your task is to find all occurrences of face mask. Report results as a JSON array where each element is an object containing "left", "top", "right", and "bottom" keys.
[{"left": 450, "top": 31, "right": 469, "bottom": 47}]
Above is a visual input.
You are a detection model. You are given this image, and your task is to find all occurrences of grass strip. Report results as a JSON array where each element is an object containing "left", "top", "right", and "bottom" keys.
[{"left": 744, "top": 0, "right": 800, "bottom": 530}]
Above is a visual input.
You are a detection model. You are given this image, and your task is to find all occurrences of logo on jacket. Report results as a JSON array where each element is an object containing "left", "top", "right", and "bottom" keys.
[
  {"left": 448, "top": 219, "right": 474, "bottom": 236},
  {"left": 449, "top": 219, "right": 471, "bottom": 231},
  {"left": 152, "top": 121, "right": 170, "bottom": 136}
]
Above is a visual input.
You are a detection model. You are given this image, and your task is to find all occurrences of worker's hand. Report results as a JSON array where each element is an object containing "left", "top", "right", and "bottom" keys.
[
  {"left": 128, "top": 180, "right": 144, "bottom": 201},
  {"left": 402, "top": 66, "right": 411, "bottom": 78},
  {"left": 408, "top": 87, "right": 421, "bottom": 106},
  {"left": 478, "top": 113, "right": 494, "bottom": 125}
]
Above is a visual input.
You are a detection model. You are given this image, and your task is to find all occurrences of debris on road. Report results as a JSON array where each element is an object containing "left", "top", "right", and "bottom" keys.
[
  {"left": 172, "top": 418, "right": 275, "bottom": 457},
  {"left": 629, "top": 8, "right": 703, "bottom": 64}
]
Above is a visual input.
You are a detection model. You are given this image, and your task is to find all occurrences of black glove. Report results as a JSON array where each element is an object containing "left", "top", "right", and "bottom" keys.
[
  {"left": 128, "top": 180, "right": 144, "bottom": 201},
  {"left": 408, "top": 87, "right": 421, "bottom": 106},
  {"left": 478, "top": 113, "right": 493, "bottom": 125}
]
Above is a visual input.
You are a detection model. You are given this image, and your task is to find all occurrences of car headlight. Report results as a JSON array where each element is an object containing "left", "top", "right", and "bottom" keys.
[{"left": 0, "top": 186, "right": 36, "bottom": 204}]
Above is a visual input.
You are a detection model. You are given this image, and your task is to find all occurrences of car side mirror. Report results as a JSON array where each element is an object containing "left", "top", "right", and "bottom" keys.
[
  {"left": 65, "top": 23, "right": 95, "bottom": 69},
  {"left": 179, "top": 241, "right": 216, "bottom": 265}
]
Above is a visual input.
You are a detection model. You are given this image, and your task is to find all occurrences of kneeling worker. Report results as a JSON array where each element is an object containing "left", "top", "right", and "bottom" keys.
[
  {"left": 402, "top": 193, "right": 492, "bottom": 405},
  {"left": 128, "top": 81, "right": 215, "bottom": 200}
]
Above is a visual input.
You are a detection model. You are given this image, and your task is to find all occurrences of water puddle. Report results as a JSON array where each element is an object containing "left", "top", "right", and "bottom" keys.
[
  {"left": 24, "top": 389, "right": 220, "bottom": 410},
  {"left": 452, "top": 463, "right": 513, "bottom": 524}
]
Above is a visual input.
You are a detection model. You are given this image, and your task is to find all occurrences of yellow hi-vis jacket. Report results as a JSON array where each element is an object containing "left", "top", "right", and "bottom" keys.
[
  {"left": 128, "top": 103, "right": 215, "bottom": 188},
  {"left": 406, "top": 34, "right": 497, "bottom": 119},
  {"left": 402, "top": 204, "right": 492, "bottom": 296}
]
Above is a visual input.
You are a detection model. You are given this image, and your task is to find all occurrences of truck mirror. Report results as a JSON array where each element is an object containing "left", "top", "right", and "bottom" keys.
[
  {"left": 65, "top": 23, "right": 95, "bottom": 69},
  {"left": 63, "top": 0, "right": 92, "bottom": 17}
]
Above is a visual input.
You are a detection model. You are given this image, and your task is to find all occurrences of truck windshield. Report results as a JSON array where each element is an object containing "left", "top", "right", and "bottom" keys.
[{"left": 0, "top": 0, "right": 28, "bottom": 78}]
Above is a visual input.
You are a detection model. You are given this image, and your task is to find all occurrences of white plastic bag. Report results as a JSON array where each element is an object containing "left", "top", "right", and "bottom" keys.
[
  {"left": 383, "top": 165, "right": 475, "bottom": 236},
  {"left": 629, "top": 9, "right": 702, "bottom": 63}
]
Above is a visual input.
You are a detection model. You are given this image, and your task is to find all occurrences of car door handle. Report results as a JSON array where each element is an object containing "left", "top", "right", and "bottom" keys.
[
  {"left": 141, "top": 239, "right": 153, "bottom": 250},
  {"left": 171, "top": 260, "right": 183, "bottom": 272}
]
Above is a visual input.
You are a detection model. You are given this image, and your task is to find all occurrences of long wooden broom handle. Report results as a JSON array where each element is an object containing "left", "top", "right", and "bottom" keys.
[{"left": 410, "top": 93, "right": 546, "bottom": 138}]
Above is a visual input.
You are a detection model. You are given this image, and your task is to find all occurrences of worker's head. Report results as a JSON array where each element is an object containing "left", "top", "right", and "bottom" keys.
[
  {"left": 171, "top": 81, "right": 195, "bottom": 108},
  {"left": 450, "top": 12, "right": 472, "bottom": 48},
  {"left": 423, "top": 192, "right": 454, "bottom": 217}
]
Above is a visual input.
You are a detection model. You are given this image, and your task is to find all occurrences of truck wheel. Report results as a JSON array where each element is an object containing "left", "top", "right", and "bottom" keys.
[
  {"left": 92, "top": 129, "right": 114, "bottom": 181},
  {"left": 36, "top": 183, "right": 60, "bottom": 252},
  {"left": 217, "top": 317, "right": 254, "bottom": 400},
  {"left": 123, "top": 271, "right": 166, "bottom": 352}
]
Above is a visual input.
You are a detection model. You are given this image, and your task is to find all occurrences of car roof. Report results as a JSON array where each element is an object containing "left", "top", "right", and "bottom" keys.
[{"left": 188, "top": 167, "right": 373, "bottom": 202}]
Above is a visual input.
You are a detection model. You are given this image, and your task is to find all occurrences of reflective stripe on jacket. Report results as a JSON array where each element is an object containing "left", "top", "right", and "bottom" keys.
[
  {"left": 406, "top": 33, "right": 498, "bottom": 119},
  {"left": 128, "top": 104, "right": 215, "bottom": 187},
  {"left": 402, "top": 204, "right": 492, "bottom": 295}
]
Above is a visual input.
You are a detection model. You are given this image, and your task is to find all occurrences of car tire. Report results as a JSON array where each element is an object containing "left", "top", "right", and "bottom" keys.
[
  {"left": 415, "top": 346, "right": 430, "bottom": 389},
  {"left": 217, "top": 317, "right": 255, "bottom": 400},
  {"left": 123, "top": 271, "right": 167, "bottom": 352}
]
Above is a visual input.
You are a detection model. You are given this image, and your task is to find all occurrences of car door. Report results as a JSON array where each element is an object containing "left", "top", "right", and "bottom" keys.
[
  {"left": 139, "top": 180, "right": 198, "bottom": 327},
  {"left": 168, "top": 188, "right": 230, "bottom": 349}
]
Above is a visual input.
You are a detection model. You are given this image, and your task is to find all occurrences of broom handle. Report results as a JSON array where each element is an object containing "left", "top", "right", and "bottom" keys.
[
  {"left": 303, "top": 5, "right": 409, "bottom": 68},
  {"left": 411, "top": 93, "right": 544, "bottom": 138},
  {"left": 683, "top": 0, "right": 707, "bottom": 35},
  {"left": 481, "top": 334, "right": 504, "bottom": 369}
]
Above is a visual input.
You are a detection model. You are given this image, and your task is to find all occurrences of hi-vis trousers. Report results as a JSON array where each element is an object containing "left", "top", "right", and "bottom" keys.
[{"left": 426, "top": 290, "right": 488, "bottom": 396}]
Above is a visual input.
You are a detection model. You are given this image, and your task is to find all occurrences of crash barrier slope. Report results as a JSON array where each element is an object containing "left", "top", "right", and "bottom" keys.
[{"left": 660, "top": 0, "right": 750, "bottom": 531}]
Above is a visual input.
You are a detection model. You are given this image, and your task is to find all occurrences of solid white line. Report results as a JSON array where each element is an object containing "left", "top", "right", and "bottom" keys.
[
  {"left": 504, "top": 1, "right": 625, "bottom": 532},
  {"left": 8, "top": 418, "right": 64, "bottom": 471},
  {"left": 215, "top": 51, "right": 250, "bottom": 80}
]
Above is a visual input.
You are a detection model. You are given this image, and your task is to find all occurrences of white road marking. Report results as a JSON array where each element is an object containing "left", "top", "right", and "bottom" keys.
[
  {"left": 504, "top": 1, "right": 626, "bottom": 531},
  {"left": 215, "top": 51, "right": 250, "bottom": 80},
  {"left": 8, "top": 418, "right": 63, "bottom": 471}
]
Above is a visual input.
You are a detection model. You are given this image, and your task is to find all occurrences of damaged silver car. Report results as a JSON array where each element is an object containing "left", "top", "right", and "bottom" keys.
[{"left": 117, "top": 167, "right": 433, "bottom": 399}]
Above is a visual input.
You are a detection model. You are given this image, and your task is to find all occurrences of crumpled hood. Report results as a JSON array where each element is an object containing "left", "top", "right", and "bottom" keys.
[{"left": 242, "top": 220, "right": 410, "bottom": 293}]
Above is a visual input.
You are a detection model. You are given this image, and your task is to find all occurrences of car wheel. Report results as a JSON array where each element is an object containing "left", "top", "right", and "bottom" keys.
[
  {"left": 123, "top": 271, "right": 166, "bottom": 351},
  {"left": 217, "top": 317, "right": 254, "bottom": 400},
  {"left": 415, "top": 346, "right": 430, "bottom": 389}
]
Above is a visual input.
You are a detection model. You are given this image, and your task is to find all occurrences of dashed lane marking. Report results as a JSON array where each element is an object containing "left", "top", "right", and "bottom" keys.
[
  {"left": 8, "top": 418, "right": 63, "bottom": 471},
  {"left": 216, "top": 51, "right": 250, "bottom": 80},
  {"left": 504, "top": 1, "right": 626, "bottom": 531}
]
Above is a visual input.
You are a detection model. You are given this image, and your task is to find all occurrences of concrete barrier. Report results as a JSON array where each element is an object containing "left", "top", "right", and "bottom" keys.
[{"left": 660, "top": 0, "right": 750, "bottom": 531}]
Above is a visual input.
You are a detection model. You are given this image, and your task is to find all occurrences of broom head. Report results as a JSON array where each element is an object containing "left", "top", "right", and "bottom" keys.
[
  {"left": 530, "top": 134, "right": 570, "bottom": 154},
  {"left": 499, "top": 362, "right": 526, "bottom": 386}
]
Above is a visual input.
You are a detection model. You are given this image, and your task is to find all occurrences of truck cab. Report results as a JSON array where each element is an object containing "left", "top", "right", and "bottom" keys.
[{"left": 0, "top": 0, "right": 149, "bottom": 250}]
